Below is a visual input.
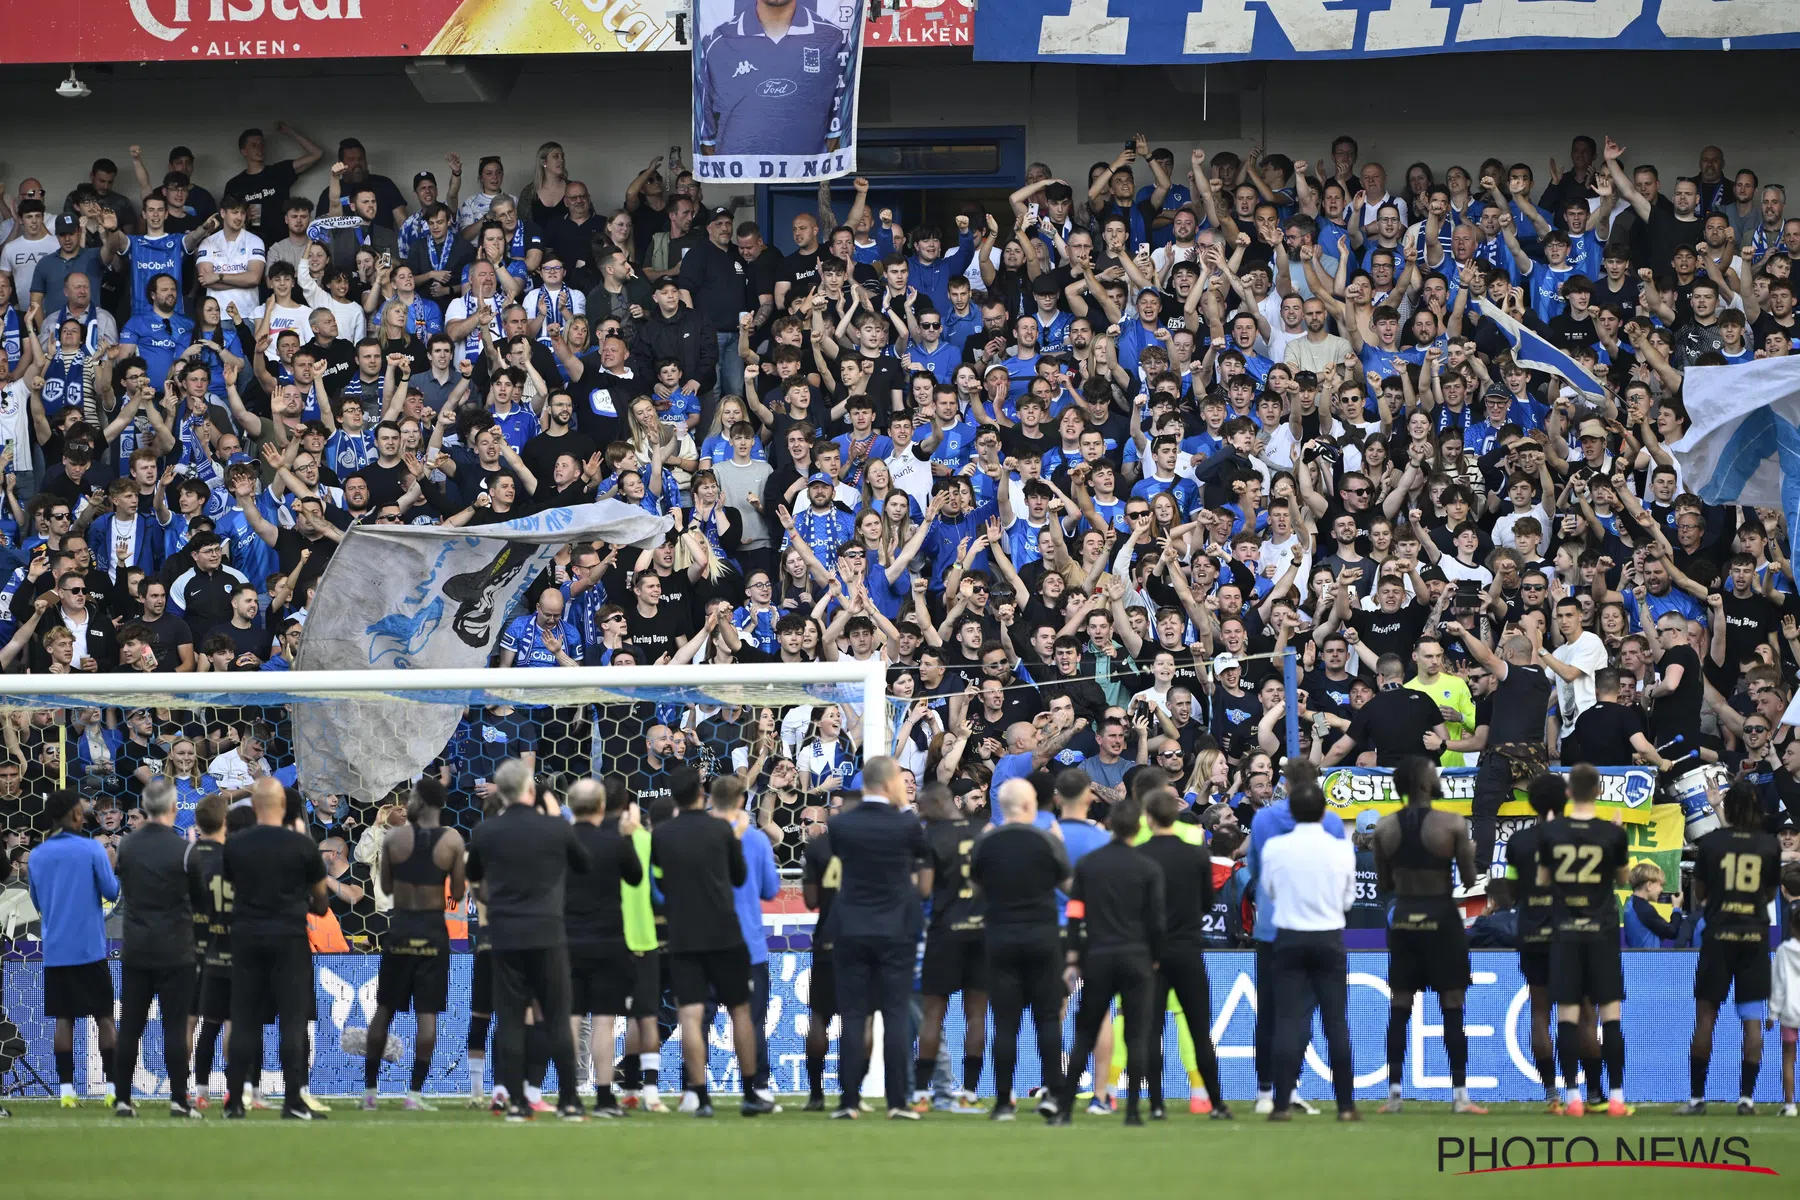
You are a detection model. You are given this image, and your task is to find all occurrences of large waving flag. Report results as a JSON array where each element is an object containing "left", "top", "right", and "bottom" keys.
[
  {"left": 1475, "top": 298, "right": 1607, "bottom": 401},
  {"left": 1671, "top": 356, "right": 1800, "bottom": 725}
]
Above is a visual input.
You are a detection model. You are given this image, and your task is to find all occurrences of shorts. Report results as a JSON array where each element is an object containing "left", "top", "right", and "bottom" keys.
[
  {"left": 471, "top": 948, "right": 493, "bottom": 1013},
  {"left": 44, "top": 960, "right": 114, "bottom": 1019},
  {"left": 199, "top": 967, "right": 233, "bottom": 1022},
  {"left": 668, "top": 945, "right": 752, "bottom": 1009},
  {"left": 1386, "top": 901, "right": 1472, "bottom": 996},
  {"left": 1783, "top": 1026, "right": 1798, "bottom": 1047},
  {"left": 629, "top": 949, "right": 661, "bottom": 1021},
  {"left": 920, "top": 932, "right": 987, "bottom": 998},
  {"left": 1548, "top": 937, "right": 1626, "bottom": 1007},
  {"left": 1518, "top": 944, "right": 1551, "bottom": 988},
  {"left": 1693, "top": 936, "right": 1772, "bottom": 1006},
  {"left": 569, "top": 942, "right": 635, "bottom": 1017},
  {"left": 808, "top": 947, "right": 838, "bottom": 1022},
  {"left": 376, "top": 913, "right": 451, "bottom": 1014}
]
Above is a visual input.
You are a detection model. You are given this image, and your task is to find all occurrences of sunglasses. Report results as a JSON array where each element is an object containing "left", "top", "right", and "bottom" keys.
[
  {"left": 1344, "top": 487, "right": 1370, "bottom": 496},
  {"left": 1745, "top": 724, "right": 1769, "bottom": 733},
  {"left": 49, "top": 512, "right": 71, "bottom": 520},
  {"left": 62, "top": 587, "right": 85, "bottom": 595},
  {"left": 920, "top": 322, "right": 941, "bottom": 330}
]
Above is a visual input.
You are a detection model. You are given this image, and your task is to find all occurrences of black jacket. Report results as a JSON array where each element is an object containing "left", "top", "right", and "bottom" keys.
[
  {"left": 466, "top": 803, "right": 592, "bottom": 951},
  {"left": 630, "top": 304, "right": 717, "bottom": 395},
  {"left": 116, "top": 821, "right": 196, "bottom": 968}
]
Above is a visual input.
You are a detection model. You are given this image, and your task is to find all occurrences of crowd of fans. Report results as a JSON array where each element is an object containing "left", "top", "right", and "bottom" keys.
[{"left": 3, "top": 126, "right": 1800, "bottom": 939}]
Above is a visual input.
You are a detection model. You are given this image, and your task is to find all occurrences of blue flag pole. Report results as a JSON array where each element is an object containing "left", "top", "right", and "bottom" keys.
[{"left": 1283, "top": 646, "right": 1301, "bottom": 762}]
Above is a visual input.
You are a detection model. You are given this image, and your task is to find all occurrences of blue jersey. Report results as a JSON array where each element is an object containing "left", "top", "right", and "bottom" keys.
[
  {"left": 928, "top": 419, "right": 977, "bottom": 470},
  {"left": 695, "top": 8, "right": 854, "bottom": 157},
  {"left": 118, "top": 310, "right": 195, "bottom": 390},
  {"left": 1001, "top": 352, "right": 1040, "bottom": 400},
  {"left": 323, "top": 426, "right": 377, "bottom": 477},
  {"left": 785, "top": 505, "right": 855, "bottom": 571},
  {"left": 214, "top": 496, "right": 280, "bottom": 590},
  {"left": 127, "top": 233, "right": 188, "bottom": 316},
  {"left": 832, "top": 433, "right": 892, "bottom": 488},
  {"left": 490, "top": 406, "right": 539, "bottom": 453},
  {"left": 942, "top": 306, "right": 983, "bottom": 350},
  {"left": 1564, "top": 230, "right": 1604, "bottom": 278},
  {"left": 1527, "top": 262, "right": 1576, "bottom": 323},
  {"left": 910, "top": 340, "right": 961, "bottom": 385},
  {"left": 700, "top": 433, "right": 766, "bottom": 466},
  {"left": 1130, "top": 473, "right": 1200, "bottom": 517},
  {"left": 499, "top": 613, "right": 582, "bottom": 667},
  {"left": 1031, "top": 309, "right": 1072, "bottom": 353}
]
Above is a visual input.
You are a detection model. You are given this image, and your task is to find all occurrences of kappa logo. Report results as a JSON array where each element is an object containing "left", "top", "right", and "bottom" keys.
[{"left": 732, "top": 59, "right": 756, "bottom": 77}]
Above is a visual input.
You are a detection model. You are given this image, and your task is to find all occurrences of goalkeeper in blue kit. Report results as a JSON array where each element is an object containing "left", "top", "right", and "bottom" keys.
[{"left": 696, "top": 0, "right": 856, "bottom": 158}]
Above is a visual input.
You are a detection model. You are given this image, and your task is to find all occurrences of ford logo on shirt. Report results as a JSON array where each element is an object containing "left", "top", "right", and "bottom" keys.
[{"left": 758, "top": 78, "right": 798, "bottom": 97}]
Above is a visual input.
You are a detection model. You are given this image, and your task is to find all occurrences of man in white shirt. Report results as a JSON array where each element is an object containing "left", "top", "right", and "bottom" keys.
[
  {"left": 207, "top": 724, "right": 269, "bottom": 800},
  {"left": 196, "top": 197, "right": 266, "bottom": 320},
  {"left": 1540, "top": 597, "right": 1610, "bottom": 764},
  {"left": 1, "top": 195, "right": 57, "bottom": 300},
  {"left": 1260, "top": 781, "right": 1358, "bottom": 1121}
]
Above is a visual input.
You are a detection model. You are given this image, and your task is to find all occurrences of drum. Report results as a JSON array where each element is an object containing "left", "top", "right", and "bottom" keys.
[{"left": 1665, "top": 763, "right": 1725, "bottom": 841}]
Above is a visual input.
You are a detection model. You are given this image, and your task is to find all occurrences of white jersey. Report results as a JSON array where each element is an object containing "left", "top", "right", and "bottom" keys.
[
  {"left": 197, "top": 228, "right": 267, "bottom": 320},
  {"left": 253, "top": 300, "right": 312, "bottom": 359},
  {"left": 522, "top": 286, "right": 585, "bottom": 343}
]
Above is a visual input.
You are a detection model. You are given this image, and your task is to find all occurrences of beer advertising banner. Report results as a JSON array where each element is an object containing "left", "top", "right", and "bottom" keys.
[
  {"left": 691, "top": 0, "right": 863, "bottom": 185},
  {"left": 4, "top": 0, "right": 959, "bottom": 63}
]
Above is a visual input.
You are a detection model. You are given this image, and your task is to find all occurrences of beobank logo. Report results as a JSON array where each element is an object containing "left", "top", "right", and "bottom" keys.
[{"left": 128, "top": 0, "right": 363, "bottom": 42}]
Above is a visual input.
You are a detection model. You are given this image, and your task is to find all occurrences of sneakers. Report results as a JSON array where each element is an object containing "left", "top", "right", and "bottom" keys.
[
  {"left": 909, "top": 1091, "right": 932, "bottom": 1114},
  {"left": 279, "top": 1102, "right": 318, "bottom": 1121},
  {"left": 1294, "top": 1098, "right": 1321, "bottom": 1116},
  {"left": 1036, "top": 1093, "right": 1060, "bottom": 1119},
  {"left": 114, "top": 1101, "right": 137, "bottom": 1118},
  {"left": 641, "top": 1093, "right": 669, "bottom": 1113},
  {"left": 193, "top": 1096, "right": 210, "bottom": 1110},
  {"left": 0, "top": 1105, "right": 11, "bottom": 1119},
  {"left": 170, "top": 1099, "right": 204, "bottom": 1120},
  {"left": 741, "top": 1094, "right": 777, "bottom": 1117},
  {"left": 1607, "top": 1098, "right": 1632, "bottom": 1118},
  {"left": 1546, "top": 1098, "right": 1565, "bottom": 1115},
  {"left": 504, "top": 1104, "right": 533, "bottom": 1123},
  {"left": 989, "top": 1101, "right": 1016, "bottom": 1122},
  {"left": 751, "top": 1088, "right": 782, "bottom": 1114},
  {"left": 949, "top": 1092, "right": 986, "bottom": 1115},
  {"left": 886, "top": 1107, "right": 921, "bottom": 1120},
  {"left": 1253, "top": 1092, "right": 1274, "bottom": 1116},
  {"left": 693, "top": 1102, "right": 715, "bottom": 1119},
  {"left": 803, "top": 1094, "right": 825, "bottom": 1112},
  {"left": 1190, "top": 1095, "right": 1212, "bottom": 1115},
  {"left": 1737, "top": 1101, "right": 1757, "bottom": 1117},
  {"left": 829, "top": 1106, "right": 859, "bottom": 1120},
  {"left": 1209, "top": 1105, "right": 1234, "bottom": 1120},
  {"left": 1676, "top": 1100, "right": 1708, "bottom": 1116},
  {"left": 402, "top": 1095, "right": 436, "bottom": 1112},
  {"left": 527, "top": 1098, "right": 554, "bottom": 1115},
  {"left": 1149, "top": 1105, "right": 1166, "bottom": 1121},
  {"left": 619, "top": 1088, "right": 640, "bottom": 1110},
  {"left": 1451, "top": 1099, "right": 1488, "bottom": 1115},
  {"left": 1044, "top": 1111, "right": 1071, "bottom": 1127},
  {"left": 1565, "top": 1098, "right": 1586, "bottom": 1118},
  {"left": 359, "top": 1094, "right": 379, "bottom": 1112},
  {"left": 1086, "top": 1095, "right": 1116, "bottom": 1116},
  {"left": 1378, "top": 1097, "right": 1405, "bottom": 1115},
  {"left": 222, "top": 1102, "right": 246, "bottom": 1120},
  {"left": 59, "top": 1094, "right": 80, "bottom": 1109},
  {"left": 557, "top": 1105, "right": 587, "bottom": 1122},
  {"left": 1781, "top": 1103, "right": 1797, "bottom": 1117}
]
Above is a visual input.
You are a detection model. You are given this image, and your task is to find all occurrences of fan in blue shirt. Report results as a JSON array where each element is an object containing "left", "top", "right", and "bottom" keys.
[{"left": 497, "top": 601, "right": 582, "bottom": 668}]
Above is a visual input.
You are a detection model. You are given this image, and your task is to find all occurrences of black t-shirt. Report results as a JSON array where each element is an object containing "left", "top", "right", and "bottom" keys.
[
  {"left": 1350, "top": 602, "right": 1429, "bottom": 663},
  {"left": 224, "top": 160, "right": 301, "bottom": 242},
  {"left": 624, "top": 602, "right": 689, "bottom": 664},
  {"left": 1571, "top": 700, "right": 1645, "bottom": 767},
  {"left": 969, "top": 822, "right": 1070, "bottom": 944},
  {"left": 1721, "top": 591, "right": 1782, "bottom": 681},
  {"left": 1644, "top": 207, "right": 1703, "bottom": 275},
  {"left": 522, "top": 429, "right": 597, "bottom": 492},
  {"left": 273, "top": 527, "right": 335, "bottom": 594},
  {"left": 1345, "top": 686, "right": 1444, "bottom": 767},
  {"left": 1694, "top": 826, "right": 1781, "bottom": 940},
  {"left": 222, "top": 824, "right": 326, "bottom": 941},
  {"left": 1302, "top": 668, "right": 1356, "bottom": 720},
  {"left": 315, "top": 173, "right": 407, "bottom": 229},
  {"left": 1537, "top": 816, "right": 1628, "bottom": 939},
  {"left": 202, "top": 620, "right": 267, "bottom": 664},
  {"left": 138, "top": 611, "right": 194, "bottom": 671},
  {"left": 1136, "top": 833, "right": 1213, "bottom": 951},
  {"left": 924, "top": 818, "right": 982, "bottom": 936},
  {"left": 1649, "top": 643, "right": 1704, "bottom": 749},
  {"left": 800, "top": 830, "right": 839, "bottom": 951},
  {"left": 677, "top": 240, "right": 749, "bottom": 329},
  {"left": 359, "top": 461, "right": 410, "bottom": 509},
  {"left": 650, "top": 809, "right": 748, "bottom": 954},
  {"left": 564, "top": 819, "right": 645, "bottom": 948},
  {"left": 1488, "top": 663, "right": 1554, "bottom": 745},
  {"left": 777, "top": 249, "right": 822, "bottom": 303}
]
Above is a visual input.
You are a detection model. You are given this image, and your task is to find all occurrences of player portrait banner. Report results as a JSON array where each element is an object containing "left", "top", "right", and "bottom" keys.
[
  {"left": 7, "top": 951, "right": 1786, "bottom": 1104},
  {"left": 973, "top": 1, "right": 1800, "bottom": 65},
  {"left": 291, "top": 500, "right": 671, "bottom": 801},
  {"left": 691, "top": 0, "right": 863, "bottom": 185}
]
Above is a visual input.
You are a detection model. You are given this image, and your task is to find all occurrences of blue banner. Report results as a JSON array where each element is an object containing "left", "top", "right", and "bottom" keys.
[
  {"left": 973, "top": 1, "right": 1800, "bottom": 65},
  {"left": 3, "top": 951, "right": 1786, "bottom": 1104}
]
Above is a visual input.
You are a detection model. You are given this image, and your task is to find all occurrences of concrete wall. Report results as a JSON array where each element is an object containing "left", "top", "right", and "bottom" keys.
[{"left": 3, "top": 49, "right": 1795, "bottom": 218}]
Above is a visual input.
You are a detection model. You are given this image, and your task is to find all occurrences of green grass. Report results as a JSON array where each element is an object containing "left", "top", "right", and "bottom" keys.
[{"left": 4, "top": 1100, "right": 1799, "bottom": 1197}]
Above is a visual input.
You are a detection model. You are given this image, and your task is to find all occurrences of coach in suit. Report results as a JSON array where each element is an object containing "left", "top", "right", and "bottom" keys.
[{"left": 826, "top": 755, "right": 931, "bottom": 1120}]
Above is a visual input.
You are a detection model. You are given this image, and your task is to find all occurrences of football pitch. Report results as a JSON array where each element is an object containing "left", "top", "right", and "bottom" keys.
[{"left": 4, "top": 1102, "right": 1798, "bottom": 1198}]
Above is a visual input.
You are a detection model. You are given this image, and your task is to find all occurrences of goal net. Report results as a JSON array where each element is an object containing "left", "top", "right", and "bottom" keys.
[{"left": 0, "top": 661, "right": 889, "bottom": 1100}]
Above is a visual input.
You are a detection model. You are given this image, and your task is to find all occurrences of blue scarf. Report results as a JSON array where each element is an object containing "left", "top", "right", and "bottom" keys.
[{"left": 41, "top": 352, "right": 87, "bottom": 420}]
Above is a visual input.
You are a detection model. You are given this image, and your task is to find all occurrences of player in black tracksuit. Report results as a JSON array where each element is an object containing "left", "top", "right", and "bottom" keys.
[
  {"left": 1134, "top": 787, "right": 1230, "bottom": 1121},
  {"left": 1054, "top": 796, "right": 1165, "bottom": 1127}
]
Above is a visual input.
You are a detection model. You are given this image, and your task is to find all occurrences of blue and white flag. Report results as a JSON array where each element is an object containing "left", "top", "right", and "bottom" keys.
[
  {"left": 1475, "top": 298, "right": 1607, "bottom": 401},
  {"left": 692, "top": 0, "right": 862, "bottom": 184},
  {"left": 1672, "top": 356, "right": 1800, "bottom": 613},
  {"left": 293, "top": 501, "right": 671, "bottom": 800}
]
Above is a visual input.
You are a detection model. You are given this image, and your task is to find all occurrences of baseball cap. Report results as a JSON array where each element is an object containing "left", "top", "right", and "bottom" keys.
[
  {"left": 1211, "top": 652, "right": 1241, "bottom": 674},
  {"left": 1780, "top": 818, "right": 1797, "bottom": 832},
  {"left": 412, "top": 170, "right": 437, "bottom": 189},
  {"left": 1577, "top": 419, "right": 1608, "bottom": 440},
  {"left": 707, "top": 206, "right": 734, "bottom": 225},
  {"left": 807, "top": 471, "right": 834, "bottom": 486},
  {"left": 1355, "top": 810, "right": 1381, "bottom": 834},
  {"left": 651, "top": 275, "right": 679, "bottom": 292},
  {"left": 54, "top": 214, "right": 78, "bottom": 235}
]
